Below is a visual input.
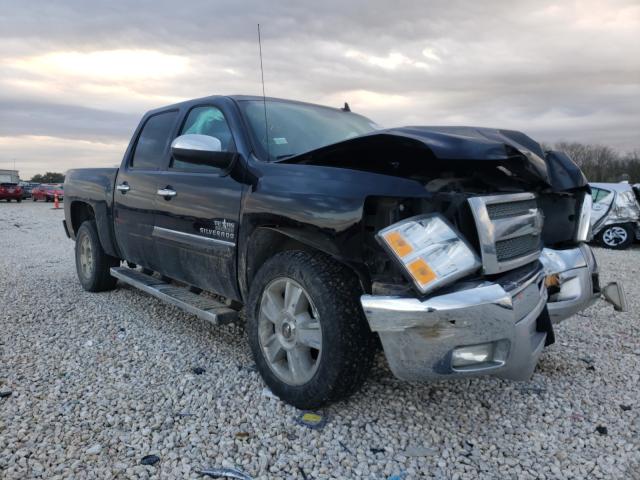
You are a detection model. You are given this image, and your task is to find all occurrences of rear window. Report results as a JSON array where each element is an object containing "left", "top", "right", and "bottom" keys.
[{"left": 131, "top": 110, "right": 178, "bottom": 169}]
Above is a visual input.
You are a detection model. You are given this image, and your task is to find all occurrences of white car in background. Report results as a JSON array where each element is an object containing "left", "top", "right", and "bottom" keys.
[{"left": 590, "top": 182, "right": 640, "bottom": 249}]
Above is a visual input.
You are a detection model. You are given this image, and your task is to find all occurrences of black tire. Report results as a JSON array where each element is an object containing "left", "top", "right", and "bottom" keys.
[
  {"left": 6, "top": 199, "right": 10, "bottom": 203},
  {"left": 32, "top": 196, "right": 37, "bottom": 202},
  {"left": 75, "top": 220, "right": 120, "bottom": 292},
  {"left": 17, "top": 198, "right": 21, "bottom": 203},
  {"left": 247, "top": 250, "right": 377, "bottom": 409},
  {"left": 598, "top": 224, "right": 634, "bottom": 249}
]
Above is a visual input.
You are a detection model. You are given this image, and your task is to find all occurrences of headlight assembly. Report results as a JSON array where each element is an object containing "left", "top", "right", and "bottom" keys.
[{"left": 377, "top": 214, "right": 481, "bottom": 295}]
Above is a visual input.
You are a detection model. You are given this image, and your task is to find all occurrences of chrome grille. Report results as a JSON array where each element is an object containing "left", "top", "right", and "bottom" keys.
[
  {"left": 468, "top": 193, "right": 543, "bottom": 274},
  {"left": 486, "top": 199, "right": 538, "bottom": 220},
  {"left": 496, "top": 235, "right": 541, "bottom": 261}
]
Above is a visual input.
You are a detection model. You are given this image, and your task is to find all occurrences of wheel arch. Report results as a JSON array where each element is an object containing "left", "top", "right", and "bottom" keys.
[
  {"left": 70, "top": 201, "right": 95, "bottom": 235},
  {"left": 69, "top": 200, "right": 121, "bottom": 258},
  {"left": 240, "top": 226, "right": 371, "bottom": 301}
]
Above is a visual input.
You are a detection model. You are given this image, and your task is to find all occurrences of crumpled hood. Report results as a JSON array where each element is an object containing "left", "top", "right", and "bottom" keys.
[{"left": 281, "top": 126, "right": 588, "bottom": 192}]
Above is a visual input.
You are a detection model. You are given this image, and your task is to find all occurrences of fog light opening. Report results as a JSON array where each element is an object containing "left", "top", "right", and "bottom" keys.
[
  {"left": 451, "top": 340, "right": 509, "bottom": 370},
  {"left": 452, "top": 343, "right": 494, "bottom": 368}
]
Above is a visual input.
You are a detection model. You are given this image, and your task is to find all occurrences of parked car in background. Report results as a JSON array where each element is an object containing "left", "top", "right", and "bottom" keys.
[
  {"left": 590, "top": 182, "right": 640, "bottom": 249},
  {"left": 0, "top": 183, "right": 23, "bottom": 202},
  {"left": 32, "top": 184, "right": 64, "bottom": 202},
  {"left": 19, "top": 182, "right": 39, "bottom": 199}
]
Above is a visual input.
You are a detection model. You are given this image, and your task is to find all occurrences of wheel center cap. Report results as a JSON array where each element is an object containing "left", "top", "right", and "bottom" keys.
[{"left": 281, "top": 321, "right": 296, "bottom": 339}]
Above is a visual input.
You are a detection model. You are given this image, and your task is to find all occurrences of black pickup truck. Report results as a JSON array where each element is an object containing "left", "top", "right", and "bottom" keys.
[{"left": 63, "top": 95, "right": 626, "bottom": 408}]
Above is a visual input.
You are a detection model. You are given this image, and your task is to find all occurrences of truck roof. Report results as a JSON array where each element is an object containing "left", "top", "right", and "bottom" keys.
[{"left": 145, "top": 95, "right": 351, "bottom": 116}]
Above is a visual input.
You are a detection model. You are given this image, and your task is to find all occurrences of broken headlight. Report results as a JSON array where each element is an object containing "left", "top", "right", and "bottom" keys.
[
  {"left": 377, "top": 214, "right": 481, "bottom": 295},
  {"left": 575, "top": 193, "right": 592, "bottom": 242}
]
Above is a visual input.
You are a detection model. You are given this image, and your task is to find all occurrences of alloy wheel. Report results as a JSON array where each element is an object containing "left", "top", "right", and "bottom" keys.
[
  {"left": 257, "top": 278, "right": 322, "bottom": 386},
  {"left": 79, "top": 234, "right": 94, "bottom": 279}
]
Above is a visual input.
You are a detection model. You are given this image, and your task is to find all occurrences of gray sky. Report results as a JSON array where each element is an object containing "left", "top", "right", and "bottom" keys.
[{"left": 1, "top": 0, "right": 638, "bottom": 179}]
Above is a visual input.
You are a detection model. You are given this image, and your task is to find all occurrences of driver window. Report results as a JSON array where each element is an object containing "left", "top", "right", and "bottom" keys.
[{"left": 172, "top": 106, "right": 235, "bottom": 170}]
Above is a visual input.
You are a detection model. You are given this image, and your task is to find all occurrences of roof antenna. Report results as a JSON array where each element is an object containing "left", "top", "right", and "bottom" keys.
[
  {"left": 257, "top": 24, "right": 270, "bottom": 160},
  {"left": 342, "top": 102, "right": 351, "bottom": 112}
]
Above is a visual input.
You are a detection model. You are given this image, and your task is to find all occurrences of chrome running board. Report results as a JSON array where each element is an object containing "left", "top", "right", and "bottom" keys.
[{"left": 110, "top": 267, "right": 238, "bottom": 325}]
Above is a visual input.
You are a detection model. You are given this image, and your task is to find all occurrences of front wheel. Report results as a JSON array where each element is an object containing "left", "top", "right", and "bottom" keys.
[
  {"left": 247, "top": 250, "right": 377, "bottom": 409},
  {"left": 16, "top": 198, "right": 21, "bottom": 203},
  {"left": 75, "top": 220, "right": 120, "bottom": 291},
  {"left": 598, "top": 224, "right": 634, "bottom": 249}
]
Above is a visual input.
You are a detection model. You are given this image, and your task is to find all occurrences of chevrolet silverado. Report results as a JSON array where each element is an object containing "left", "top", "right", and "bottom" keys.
[{"left": 62, "top": 95, "right": 626, "bottom": 408}]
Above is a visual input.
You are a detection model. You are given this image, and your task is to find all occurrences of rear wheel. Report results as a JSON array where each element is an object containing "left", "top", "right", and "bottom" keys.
[
  {"left": 598, "top": 224, "right": 634, "bottom": 249},
  {"left": 75, "top": 220, "right": 120, "bottom": 292},
  {"left": 247, "top": 250, "right": 376, "bottom": 409},
  {"left": 32, "top": 196, "right": 37, "bottom": 202},
  {"left": 16, "top": 198, "right": 21, "bottom": 203}
]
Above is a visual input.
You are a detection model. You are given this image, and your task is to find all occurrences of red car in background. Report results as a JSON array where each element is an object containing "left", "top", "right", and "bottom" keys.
[
  {"left": 32, "top": 184, "right": 64, "bottom": 202},
  {"left": 0, "top": 183, "right": 23, "bottom": 202}
]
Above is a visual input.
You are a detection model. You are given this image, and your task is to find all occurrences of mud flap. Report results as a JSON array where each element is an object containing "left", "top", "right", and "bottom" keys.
[{"left": 536, "top": 307, "right": 555, "bottom": 346}]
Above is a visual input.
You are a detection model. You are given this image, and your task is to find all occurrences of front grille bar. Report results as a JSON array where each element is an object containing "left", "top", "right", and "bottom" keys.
[{"left": 468, "top": 193, "right": 543, "bottom": 274}]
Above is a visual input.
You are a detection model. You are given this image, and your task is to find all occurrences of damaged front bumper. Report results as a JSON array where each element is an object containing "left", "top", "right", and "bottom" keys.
[
  {"left": 362, "top": 243, "right": 627, "bottom": 383},
  {"left": 541, "top": 244, "right": 627, "bottom": 323},
  {"left": 541, "top": 244, "right": 599, "bottom": 323},
  {"left": 361, "top": 263, "right": 549, "bottom": 381}
]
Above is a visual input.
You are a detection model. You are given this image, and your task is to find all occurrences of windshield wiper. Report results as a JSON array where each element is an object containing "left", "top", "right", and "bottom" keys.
[{"left": 275, "top": 154, "right": 297, "bottom": 159}]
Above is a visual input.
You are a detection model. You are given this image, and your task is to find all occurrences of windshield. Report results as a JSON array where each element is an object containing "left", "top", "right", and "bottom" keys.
[{"left": 239, "top": 100, "right": 379, "bottom": 161}]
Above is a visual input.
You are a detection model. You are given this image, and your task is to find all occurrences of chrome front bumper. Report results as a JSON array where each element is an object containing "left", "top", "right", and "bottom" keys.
[
  {"left": 541, "top": 244, "right": 600, "bottom": 324},
  {"left": 361, "top": 263, "right": 549, "bottom": 381}
]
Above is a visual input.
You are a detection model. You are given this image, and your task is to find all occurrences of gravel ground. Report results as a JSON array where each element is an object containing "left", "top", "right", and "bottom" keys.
[{"left": 1, "top": 201, "right": 639, "bottom": 479}]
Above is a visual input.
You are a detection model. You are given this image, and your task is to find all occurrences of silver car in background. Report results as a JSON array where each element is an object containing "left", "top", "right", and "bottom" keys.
[{"left": 590, "top": 182, "right": 640, "bottom": 249}]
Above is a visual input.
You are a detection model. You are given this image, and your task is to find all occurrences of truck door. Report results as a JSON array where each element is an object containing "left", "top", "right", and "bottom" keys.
[
  {"left": 113, "top": 110, "right": 179, "bottom": 271},
  {"left": 152, "top": 105, "right": 245, "bottom": 300}
]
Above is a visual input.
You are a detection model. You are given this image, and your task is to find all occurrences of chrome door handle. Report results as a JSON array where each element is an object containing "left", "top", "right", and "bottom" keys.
[
  {"left": 116, "top": 183, "right": 130, "bottom": 192},
  {"left": 157, "top": 188, "right": 177, "bottom": 197}
]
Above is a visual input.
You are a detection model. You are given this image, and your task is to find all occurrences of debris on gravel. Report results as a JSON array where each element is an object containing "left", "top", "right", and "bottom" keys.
[
  {"left": 294, "top": 411, "right": 328, "bottom": 430},
  {"left": 196, "top": 466, "right": 254, "bottom": 479},
  {"left": 140, "top": 454, "right": 161, "bottom": 466},
  {"left": 1, "top": 202, "right": 639, "bottom": 479}
]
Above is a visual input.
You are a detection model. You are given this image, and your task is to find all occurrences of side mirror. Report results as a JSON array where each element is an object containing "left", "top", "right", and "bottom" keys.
[{"left": 171, "top": 134, "right": 235, "bottom": 169}]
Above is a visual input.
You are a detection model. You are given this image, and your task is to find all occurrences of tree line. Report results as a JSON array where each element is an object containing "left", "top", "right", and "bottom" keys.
[
  {"left": 29, "top": 172, "right": 65, "bottom": 183},
  {"left": 551, "top": 142, "right": 640, "bottom": 183}
]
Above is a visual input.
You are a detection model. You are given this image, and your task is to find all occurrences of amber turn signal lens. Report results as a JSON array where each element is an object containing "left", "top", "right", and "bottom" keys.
[
  {"left": 407, "top": 258, "right": 437, "bottom": 286},
  {"left": 384, "top": 231, "right": 413, "bottom": 258},
  {"left": 545, "top": 274, "right": 560, "bottom": 288}
]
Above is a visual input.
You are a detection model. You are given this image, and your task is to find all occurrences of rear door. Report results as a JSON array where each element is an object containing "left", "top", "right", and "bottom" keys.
[
  {"left": 152, "top": 104, "right": 245, "bottom": 299},
  {"left": 113, "top": 109, "right": 179, "bottom": 271}
]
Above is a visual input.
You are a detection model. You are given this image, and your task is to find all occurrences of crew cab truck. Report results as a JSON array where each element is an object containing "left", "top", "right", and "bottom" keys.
[{"left": 63, "top": 95, "right": 626, "bottom": 408}]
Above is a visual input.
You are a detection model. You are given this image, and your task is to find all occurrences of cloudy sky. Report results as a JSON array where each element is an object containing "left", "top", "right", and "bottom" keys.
[{"left": 0, "top": 0, "right": 638, "bottom": 179}]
